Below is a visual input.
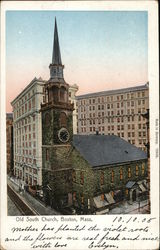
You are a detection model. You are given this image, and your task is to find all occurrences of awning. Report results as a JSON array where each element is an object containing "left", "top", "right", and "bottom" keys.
[
  {"left": 93, "top": 196, "right": 109, "bottom": 209},
  {"left": 105, "top": 192, "right": 115, "bottom": 204},
  {"left": 126, "top": 181, "right": 136, "bottom": 189},
  {"left": 137, "top": 180, "right": 148, "bottom": 192},
  {"left": 139, "top": 184, "right": 147, "bottom": 192},
  {"left": 96, "top": 208, "right": 109, "bottom": 215}
]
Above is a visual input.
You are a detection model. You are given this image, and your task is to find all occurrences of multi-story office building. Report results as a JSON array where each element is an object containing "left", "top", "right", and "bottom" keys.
[
  {"left": 11, "top": 77, "right": 46, "bottom": 185},
  {"left": 6, "top": 113, "right": 13, "bottom": 174},
  {"left": 11, "top": 80, "right": 78, "bottom": 186},
  {"left": 69, "top": 84, "right": 79, "bottom": 134},
  {"left": 76, "top": 83, "right": 149, "bottom": 150}
]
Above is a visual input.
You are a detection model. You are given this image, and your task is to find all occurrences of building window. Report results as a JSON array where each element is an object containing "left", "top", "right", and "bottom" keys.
[
  {"left": 81, "top": 195, "right": 84, "bottom": 204},
  {"left": 111, "top": 191, "right": 114, "bottom": 197},
  {"left": 111, "top": 170, "right": 114, "bottom": 183},
  {"left": 128, "top": 167, "right": 131, "bottom": 178},
  {"left": 32, "top": 97, "right": 35, "bottom": 108},
  {"left": 46, "top": 148, "right": 49, "bottom": 161},
  {"left": 60, "top": 112, "right": 67, "bottom": 127},
  {"left": 142, "top": 163, "right": 145, "bottom": 175},
  {"left": 136, "top": 165, "right": 139, "bottom": 176},
  {"left": 120, "top": 168, "right": 123, "bottom": 180},
  {"left": 80, "top": 172, "right": 84, "bottom": 185},
  {"left": 100, "top": 171, "right": 104, "bottom": 185},
  {"left": 101, "top": 194, "right": 104, "bottom": 201},
  {"left": 72, "top": 170, "right": 76, "bottom": 182},
  {"left": 28, "top": 100, "right": 31, "bottom": 110},
  {"left": 73, "top": 192, "right": 76, "bottom": 201}
]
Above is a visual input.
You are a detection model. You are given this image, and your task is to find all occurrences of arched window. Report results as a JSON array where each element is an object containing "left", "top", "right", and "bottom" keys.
[
  {"left": 100, "top": 171, "right": 104, "bottom": 185},
  {"left": 101, "top": 194, "right": 104, "bottom": 201},
  {"left": 80, "top": 172, "right": 84, "bottom": 185},
  {"left": 73, "top": 192, "right": 76, "bottom": 201},
  {"left": 52, "top": 86, "right": 59, "bottom": 103},
  {"left": 136, "top": 165, "right": 139, "bottom": 176},
  {"left": 45, "top": 113, "right": 51, "bottom": 127},
  {"left": 120, "top": 168, "right": 123, "bottom": 180},
  {"left": 60, "top": 112, "right": 67, "bottom": 127},
  {"left": 72, "top": 170, "right": 76, "bottom": 182},
  {"left": 142, "top": 163, "right": 145, "bottom": 175},
  {"left": 128, "top": 167, "right": 131, "bottom": 178},
  {"left": 81, "top": 194, "right": 84, "bottom": 204},
  {"left": 60, "top": 86, "right": 66, "bottom": 102},
  {"left": 111, "top": 170, "right": 114, "bottom": 183}
]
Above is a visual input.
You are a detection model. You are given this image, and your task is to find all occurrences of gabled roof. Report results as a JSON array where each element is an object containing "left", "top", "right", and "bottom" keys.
[{"left": 72, "top": 135, "right": 147, "bottom": 167}]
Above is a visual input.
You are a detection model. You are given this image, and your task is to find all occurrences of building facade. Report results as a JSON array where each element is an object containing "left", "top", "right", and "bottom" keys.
[
  {"left": 69, "top": 84, "right": 79, "bottom": 134},
  {"left": 71, "top": 135, "right": 148, "bottom": 214},
  {"left": 76, "top": 84, "right": 149, "bottom": 151},
  {"left": 41, "top": 18, "right": 74, "bottom": 207},
  {"left": 41, "top": 18, "right": 148, "bottom": 215},
  {"left": 11, "top": 77, "right": 46, "bottom": 186},
  {"left": 6, "top": 113, "right": 14, "bottom": 174}
]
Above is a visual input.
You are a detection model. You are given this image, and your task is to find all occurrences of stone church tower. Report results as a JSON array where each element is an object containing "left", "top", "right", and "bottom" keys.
[{"left": 41, "top": 18, "right": 74, "bottom": 208}]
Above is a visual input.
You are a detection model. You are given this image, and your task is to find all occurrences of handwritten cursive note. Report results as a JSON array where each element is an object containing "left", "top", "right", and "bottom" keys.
[{"left": 4, "top": 216, "right": 159, "bottom": 249}]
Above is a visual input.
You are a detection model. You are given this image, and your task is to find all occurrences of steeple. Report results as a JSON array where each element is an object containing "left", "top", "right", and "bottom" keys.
[
  {"left": 52, "top": 18, "right": 62, "bottom": 65},
  {"left": 49, "top": 18, "right": 64, "bottom": 80}
]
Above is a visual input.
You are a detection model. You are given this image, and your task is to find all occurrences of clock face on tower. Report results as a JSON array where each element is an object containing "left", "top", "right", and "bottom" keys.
[{"left": 58, "top": 127, "right": 70, "bottom": 143}]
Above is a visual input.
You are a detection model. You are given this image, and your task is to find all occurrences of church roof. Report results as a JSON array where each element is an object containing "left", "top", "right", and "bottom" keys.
[
  {"left": 72, "top": 135, "right": 147, "bottom": 167},
  {"left": 52, "top": 18, "right": 62, "bottom": 65}
]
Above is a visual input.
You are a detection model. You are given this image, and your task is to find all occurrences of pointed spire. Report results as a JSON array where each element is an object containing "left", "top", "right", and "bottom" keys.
[{"left": 52, "top": 18, "right": 62, "bottom": 65}]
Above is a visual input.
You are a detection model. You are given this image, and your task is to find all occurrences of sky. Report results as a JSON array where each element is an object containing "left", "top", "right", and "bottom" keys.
[{"left": 6, "top": 11, "right": 148, "bottom": 112}]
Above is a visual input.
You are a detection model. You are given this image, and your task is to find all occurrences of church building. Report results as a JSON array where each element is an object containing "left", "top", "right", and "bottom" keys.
[{"left": 41, "top": 18, "right": 148, "bottom": 214}]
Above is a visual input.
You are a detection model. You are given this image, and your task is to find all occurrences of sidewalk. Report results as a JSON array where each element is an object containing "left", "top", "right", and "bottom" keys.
[
  {"left": 108, "top": 199, "right": 149, "bottom": 214},
  {"left": 8, "top": 177, "right": 60, "bottom": 215}
]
